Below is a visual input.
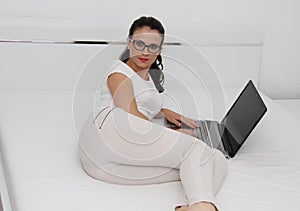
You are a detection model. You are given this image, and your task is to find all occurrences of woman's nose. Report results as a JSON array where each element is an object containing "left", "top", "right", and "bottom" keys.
[{"left": 141, "top": 47, "right": 150, "bottom": 55}]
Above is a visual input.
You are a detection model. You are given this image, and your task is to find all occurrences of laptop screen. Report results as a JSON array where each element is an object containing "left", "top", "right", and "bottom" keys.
[{"left": 221, "top": 80, "right": 267, "bottom": 157}]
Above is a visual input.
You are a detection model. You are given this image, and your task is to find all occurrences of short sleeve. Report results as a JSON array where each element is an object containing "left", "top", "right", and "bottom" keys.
[{"left": 106, "top": 60, "right": 135, "bottom": 81}]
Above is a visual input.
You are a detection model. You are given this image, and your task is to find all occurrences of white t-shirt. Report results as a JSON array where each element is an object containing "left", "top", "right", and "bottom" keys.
[{"left": 97, "top": 60, "right": 163, "bottom": 120}]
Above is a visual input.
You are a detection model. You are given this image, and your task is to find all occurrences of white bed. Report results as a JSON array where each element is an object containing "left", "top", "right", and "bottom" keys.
[
  {"left": 0, "top": 88, "right": 299, "bottom": 211},
  {"left": 1, "top": 21, "right": 300, "bottom": 211}
]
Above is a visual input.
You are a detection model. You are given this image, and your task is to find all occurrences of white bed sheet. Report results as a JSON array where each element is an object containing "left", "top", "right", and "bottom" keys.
[
  {"left": 0, "top": 90, "right": 299, "bottom": 211},
  {"left": 275, "top": 99, "right": 300, "bottom": 120}
]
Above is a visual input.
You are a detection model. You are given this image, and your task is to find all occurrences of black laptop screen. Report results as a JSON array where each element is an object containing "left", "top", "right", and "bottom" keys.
[{"left": 221, "top": 81, "right": 267, "bottom": 157}]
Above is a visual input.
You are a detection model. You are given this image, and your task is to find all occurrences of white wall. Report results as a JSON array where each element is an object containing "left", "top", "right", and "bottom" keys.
[{"left": 0, "top": 0, "right": 299, "bottom": 99}]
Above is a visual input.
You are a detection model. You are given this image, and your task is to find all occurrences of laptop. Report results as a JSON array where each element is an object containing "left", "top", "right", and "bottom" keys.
[{"left": 166, "top": 80, "right": 267, "bottom": 159}]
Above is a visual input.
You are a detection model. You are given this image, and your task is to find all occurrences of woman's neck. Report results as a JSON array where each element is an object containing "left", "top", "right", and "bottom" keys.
[{"left": 126, "top": 59, "right": 149, "bottom": 81}]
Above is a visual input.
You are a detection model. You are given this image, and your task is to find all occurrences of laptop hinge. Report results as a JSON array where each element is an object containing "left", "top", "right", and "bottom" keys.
[{"left": 218, "top": 123, "right": 233, "bottom": 158}]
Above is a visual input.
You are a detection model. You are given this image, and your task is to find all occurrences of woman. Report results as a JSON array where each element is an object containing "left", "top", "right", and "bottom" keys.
[{"left": 79, "top": 16, "right": 227, "bottom": 211}]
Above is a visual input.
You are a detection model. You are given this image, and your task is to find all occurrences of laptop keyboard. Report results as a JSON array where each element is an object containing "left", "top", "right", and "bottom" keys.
[
  {"left": 195, "top": 120, "right": 230, "bottom": 159},
  {"left": 197, "top": 121, "right": 211, "bottom": 146}
]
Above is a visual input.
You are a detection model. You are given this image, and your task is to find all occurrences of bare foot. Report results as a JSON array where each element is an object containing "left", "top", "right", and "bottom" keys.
[
  {"left": 187, "top": 202, "right": 217, "bottom": 211},
  {"left": 175, "top": 205, "right": 189, "bottom": 211}
]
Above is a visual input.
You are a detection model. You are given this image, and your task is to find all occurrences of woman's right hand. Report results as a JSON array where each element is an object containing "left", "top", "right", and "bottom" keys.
[{"left": 161, "top": 108, "right": 199, "bottom": 128}]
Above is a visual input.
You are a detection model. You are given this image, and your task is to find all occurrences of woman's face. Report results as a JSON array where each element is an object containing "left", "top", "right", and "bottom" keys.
[{"left": 127, "top": 26, "right": 163, "bottom": 71}]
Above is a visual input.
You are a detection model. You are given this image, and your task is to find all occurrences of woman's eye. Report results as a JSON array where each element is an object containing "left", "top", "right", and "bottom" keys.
[
  {"left": 149, "top": 44, "right": 159, "bottom": 50},
  {"left": 135, "top": 40, "right": 145, "bottom": 47}
]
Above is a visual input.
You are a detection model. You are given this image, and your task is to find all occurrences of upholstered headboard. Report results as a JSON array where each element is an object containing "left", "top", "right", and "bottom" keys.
[{"left": 0, "top": 18, "right": 264, "bottom": 93}]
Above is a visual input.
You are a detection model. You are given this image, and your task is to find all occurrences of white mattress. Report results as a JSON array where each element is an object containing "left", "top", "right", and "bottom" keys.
[
  {"left": 0, "top": 90, "right": 299, "bottom": 211},
  {"left": 275, "top": 99, "right": 300, "bottom": 120}
]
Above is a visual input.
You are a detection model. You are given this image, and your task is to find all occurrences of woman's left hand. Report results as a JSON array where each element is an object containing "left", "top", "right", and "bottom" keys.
[{"left": 161, "top": 108, "right": 199, "bottom": 128}]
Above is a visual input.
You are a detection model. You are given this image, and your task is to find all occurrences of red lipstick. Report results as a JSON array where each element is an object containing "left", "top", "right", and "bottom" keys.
[{"left": 139, "top": 58, "right": 149, "bottom": 62}]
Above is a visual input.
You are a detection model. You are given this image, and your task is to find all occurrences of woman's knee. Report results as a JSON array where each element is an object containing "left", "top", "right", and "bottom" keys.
[
  {"left": 209, "top": 149, "right": 228, "bottom": 175},
  {"left": 195, "top": 141, "right": 217, "bottom": 165},
  {"left": 188, "top": 142, "right": 227, "bottom": 169}
]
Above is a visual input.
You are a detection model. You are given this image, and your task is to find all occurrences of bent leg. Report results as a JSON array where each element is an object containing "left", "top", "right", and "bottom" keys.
[
  {"left": 79, "top": 108, "right": 227, "bottom": 209},
  {"left": 80, "top": 107, "right": 201, "bottom": 169}
]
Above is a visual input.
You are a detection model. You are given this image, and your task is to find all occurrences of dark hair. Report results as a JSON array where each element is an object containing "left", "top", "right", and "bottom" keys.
[{"left": 119, "top": 16, "right": 165, "bottom": 93}]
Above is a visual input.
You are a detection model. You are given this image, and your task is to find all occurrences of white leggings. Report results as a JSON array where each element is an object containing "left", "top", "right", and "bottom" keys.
[{"left": 79, "top": 107, "right": 228, "bottom": 210}]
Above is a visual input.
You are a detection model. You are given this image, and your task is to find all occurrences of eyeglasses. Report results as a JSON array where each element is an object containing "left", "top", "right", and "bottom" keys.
[{"left": 130, "top": 39, "right": 162, "bottom": 54}]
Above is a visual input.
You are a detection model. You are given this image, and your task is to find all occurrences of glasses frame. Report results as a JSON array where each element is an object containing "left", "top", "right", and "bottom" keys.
[{"left": 129, "top": 39, "right": 162, "bottom": 54}]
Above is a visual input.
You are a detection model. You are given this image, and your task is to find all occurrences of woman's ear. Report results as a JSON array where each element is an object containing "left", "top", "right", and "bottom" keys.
[{"left": 127, "top": 37, "right": 131, "bottom": 49}]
